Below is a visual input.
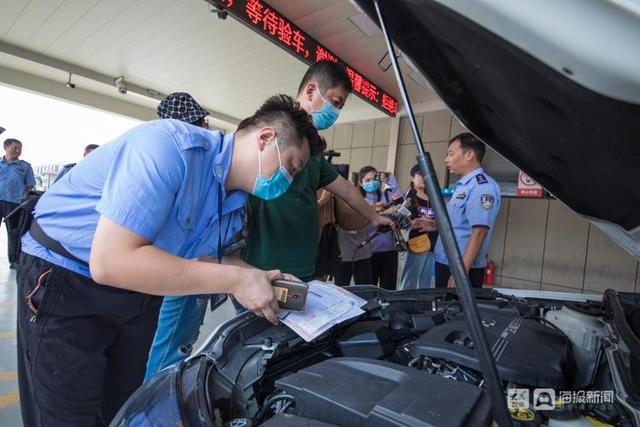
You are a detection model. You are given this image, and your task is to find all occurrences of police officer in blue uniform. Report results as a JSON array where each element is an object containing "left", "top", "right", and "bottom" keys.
[
  {"left": 16, "top": 94, "right": 323, "bottom": 426},
  {"left": 433, "top": 133, "right": 501, "bottom": 288},
  {"left": 52, "top": 144, "right": 99, "bottom": 184},
  {"left": 0, "top": 138, "right": 35, "bottom": 268}
]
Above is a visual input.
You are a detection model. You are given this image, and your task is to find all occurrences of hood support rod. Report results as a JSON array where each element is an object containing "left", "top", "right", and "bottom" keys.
[{"left": 371, "top": 1, "right": 512, "bottom": 425}]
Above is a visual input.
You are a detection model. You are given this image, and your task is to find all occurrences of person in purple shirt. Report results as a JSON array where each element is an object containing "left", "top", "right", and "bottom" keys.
[{"left": 357, "top": 166, "right": 402, "bottom": 290}]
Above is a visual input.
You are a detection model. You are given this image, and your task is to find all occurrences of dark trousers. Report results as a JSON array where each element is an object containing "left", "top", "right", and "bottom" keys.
[
  {"left": 0, "top": 200, "right": 20, "bottom": 263},
  {"left": 371, "top": 250, "right": 398, "bottom": 291},
  {"left": 335, "top": 257, "right": 373, "bottom": 286},
  {"left": 16, "top": 252, "right": 162, "bottom": 426},
  {"left": 434, "top": 261, "right": 485, "bottom": 288}
]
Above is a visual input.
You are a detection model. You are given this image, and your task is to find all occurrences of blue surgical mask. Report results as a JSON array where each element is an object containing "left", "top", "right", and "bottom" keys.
[
  {"left": 311, "top": 90, "right": 341, "bottom": 130},
  {"left": 252, "top": 137, "right": 293, "bottom": 200},
  {"left": 362, "top": 181, "right": 380, "bottom": 193}
]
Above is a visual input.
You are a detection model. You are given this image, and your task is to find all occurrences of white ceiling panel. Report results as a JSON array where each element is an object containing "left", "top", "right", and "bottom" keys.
[
  {"left": 44, "top": 0, "right": 139, "bottom": 56},
  {"left": 272, "top": 0, "right": 344, "bottom": 21},
  {"left": 69, "top": 0, "right": 177, "bottom": 60},
  {"left": 3, "top": 0, "right": 65, "bottom": 44},
  {"left": 0, "top": 0, "right": 30, "bottom": 38},
  {"left": 23, "top": 0, "right": 102, "bottom": 47},
  {"left": 0, "top": 0, "right": 439, "bottom": 124},
  {"left": 83, "top": 1, "right": 198, "bottom": 66}
]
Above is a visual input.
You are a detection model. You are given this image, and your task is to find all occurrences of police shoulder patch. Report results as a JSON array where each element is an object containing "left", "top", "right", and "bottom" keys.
[
  {"left": 480, "top": 194, "right": 495, "bottom": 210},
  {"left": 475, "top": 173, "right": 488, "bottom": 184},
  {"left": 455, "top": 191, "right": 466, "bottom": 200}
]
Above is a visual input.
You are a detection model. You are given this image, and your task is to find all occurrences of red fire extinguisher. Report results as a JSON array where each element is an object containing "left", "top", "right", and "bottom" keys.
[{"left": 484, "top": 260, "right": 496, "bottom": 287}]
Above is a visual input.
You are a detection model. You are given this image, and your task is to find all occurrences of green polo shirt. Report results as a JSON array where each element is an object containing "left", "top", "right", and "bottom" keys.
[{"left": 243, "top": 156, "right": 339, "bottom": 279}]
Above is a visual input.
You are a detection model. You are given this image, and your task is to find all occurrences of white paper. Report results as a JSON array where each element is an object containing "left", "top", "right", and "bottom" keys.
[{"left": 278, "top": 281, "right": 367, "bottom": 342}]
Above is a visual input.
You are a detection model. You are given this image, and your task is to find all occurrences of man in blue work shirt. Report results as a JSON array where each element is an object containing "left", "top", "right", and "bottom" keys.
[
  {"left": 0, "top": 138, "right": 35, "bottom": 268},
  {"left": 52, "top": 144, "right": 99, "bottom": 184},
  {"left": 16, "top": 94, "right": 323, "bottom": 426},
  {"left": 142, "top": 90, "right": 230, "bottom": 380},
  {"left": 433, "top": 133, "right": 501, "bottom": 288},
  {"left": 145, "top": 62, "right": 392, "bottom": 381}
]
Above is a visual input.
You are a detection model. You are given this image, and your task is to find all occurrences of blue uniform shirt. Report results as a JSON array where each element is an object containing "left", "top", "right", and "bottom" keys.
[
  {"left": 52, "top": 163, "right": 76, "bottom": 184},
  {"left": 0, "top": 158, "right": 35, "bottom": 203},
  {"left": 22, "top": 119, "right": 246, "bottom": 278},
  {"left": 434, "top": 167, "right": 501, "bottom": 269}
]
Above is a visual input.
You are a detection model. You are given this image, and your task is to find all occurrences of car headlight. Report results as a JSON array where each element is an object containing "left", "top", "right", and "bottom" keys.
[{"left": 111, "top": 366, "right": 182, "bottom": 426}]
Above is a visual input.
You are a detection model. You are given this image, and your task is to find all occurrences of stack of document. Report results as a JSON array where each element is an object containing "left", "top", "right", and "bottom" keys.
[{"left": 278, "top": 281, "right": 368, "bottom": 342}]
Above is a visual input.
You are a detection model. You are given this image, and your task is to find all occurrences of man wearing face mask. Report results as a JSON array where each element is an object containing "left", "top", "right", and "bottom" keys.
[
  {"left": 15, "top": 95, "right": 322, "bottom": 426},
  {"left": 244, "top": 61, "right": 392, "bottom": 283},
  {"left": 144, "top": 62, "right": 393, "bottom": 382}
]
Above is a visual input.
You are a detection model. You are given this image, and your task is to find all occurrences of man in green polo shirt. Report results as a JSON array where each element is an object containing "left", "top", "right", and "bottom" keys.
[
  {"left": 244, "top": 61, "right": 392, "bottom": 281},
  {"left": 145, "top": 63, "right": 393, "bottom": 381}
]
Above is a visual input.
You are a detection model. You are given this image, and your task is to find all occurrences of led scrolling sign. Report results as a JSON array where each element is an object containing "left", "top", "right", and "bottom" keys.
[{"left": 211, "top": 0, "right": 399, "bottom": 116}]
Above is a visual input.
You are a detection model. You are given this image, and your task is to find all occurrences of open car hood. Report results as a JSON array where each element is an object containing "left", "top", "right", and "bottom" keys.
[
  {"left": 354, "top": 0, "right": 640, "bottom": 257},
  {"left": 113, "top": 286, "right": 640, "bottom": 426}
]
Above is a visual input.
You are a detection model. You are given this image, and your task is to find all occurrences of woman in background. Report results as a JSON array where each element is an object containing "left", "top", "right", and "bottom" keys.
[
  {"left": 400, "top": 164, "right": 438, "bottom": 290},
  {"left": 358, "top": 166, "right": 402, "bottom": 290}
]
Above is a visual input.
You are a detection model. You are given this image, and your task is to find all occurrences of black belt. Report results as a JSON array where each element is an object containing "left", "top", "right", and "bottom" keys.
[{"left": 30, "top": 219, "right": 89, "bottom": 267}]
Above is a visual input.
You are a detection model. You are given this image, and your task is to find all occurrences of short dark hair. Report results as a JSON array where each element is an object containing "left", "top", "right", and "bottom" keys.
[
  {"left": 449, "top": 132, "right": 485, "bottom": 162},
  {"left": 358, "top": 165, "right": 381, "bottom": 198},
  {"left": 191, "top": 116, "right": 207, "bottom": 128},
  {"left": 237, "top": 94, "right": 325, "bottom": 156},
  {"left": 358, "top": 165, "right": 377, "bottom": 183},
  {"left": 85, "top": 144, "right": 99, "bottom": 151},
  {"left": 297, "top": 61, "right": 353, "bottom": 96},
  {"left": 3, "top": 138, "right": 21, "bottom": 149}
]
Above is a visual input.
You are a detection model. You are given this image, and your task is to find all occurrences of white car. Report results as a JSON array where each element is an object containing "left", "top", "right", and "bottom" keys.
[{"left": 112, "top": 1, "right": 640, "bottom": 425}]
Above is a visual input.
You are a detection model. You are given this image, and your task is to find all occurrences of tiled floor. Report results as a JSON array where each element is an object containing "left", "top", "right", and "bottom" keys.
[
  {"left": 0, "top": 232, "right": 21, "bottom": 426},
  {"left": 0, "top": 231, "right": 236, "bottom": 426}
]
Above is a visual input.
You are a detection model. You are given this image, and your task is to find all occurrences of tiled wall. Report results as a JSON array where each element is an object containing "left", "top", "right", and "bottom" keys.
[
  {"left": 325, "top": 110, "right": 639, "bottom": 294},
  {"left": 396, "top": 109, "right": 639, "bottom": 294},
  {"left": 488, "top": 198, "right": 639, "bottom": 294},
  {"left": 320, "top": 118, "right": 392, "bottom": 180},
  {"left": 394, "top": 109, "right": 466, "bottom": 191}
]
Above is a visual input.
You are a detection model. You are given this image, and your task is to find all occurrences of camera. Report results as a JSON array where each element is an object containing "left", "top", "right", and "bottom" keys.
[
  {"left": 323, "top": 150, "right": 350, "bottom": 180},
  {"left": 389, "top": 206, "right": 412, "bottom": 230},
  {"left": 115, "top": 76, "right": 127, "bottom": 95},
  {"left": 381, "top": 205, "right": 411, "bottom": 230},
  {"left": 65, "top": 73, "right": 76, "bottom": 89},
  {"left": 377, "top": 207, "right": 412, "bottom": 252},
  {"left": 375, "top": 171, "right": 391, "bottom": 184},
  {"left": 210, "top": 7, "right": 228, "bottom": 20}
]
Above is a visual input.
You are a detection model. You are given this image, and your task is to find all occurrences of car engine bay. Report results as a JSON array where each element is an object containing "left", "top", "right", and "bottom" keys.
[{"left": 159, "top": 288, "right": 640, "bottom": 426}]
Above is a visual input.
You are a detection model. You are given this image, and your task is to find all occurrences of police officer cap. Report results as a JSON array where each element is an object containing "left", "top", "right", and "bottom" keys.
[{"left": 157, "top": 92, "right": 208, "bottom": 124}]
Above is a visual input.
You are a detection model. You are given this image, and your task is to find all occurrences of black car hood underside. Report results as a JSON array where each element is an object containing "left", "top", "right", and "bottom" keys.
[{"left": 356, "top": 0, "right": 640, "bottom": 232}]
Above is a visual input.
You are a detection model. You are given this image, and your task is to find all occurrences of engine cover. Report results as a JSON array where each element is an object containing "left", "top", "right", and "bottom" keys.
[
  {"left": 411, "top": 310, "right": 574, "bottom": 388},
  {"left": 275, "top": 357, "right": 491, "bottom": 427}
]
